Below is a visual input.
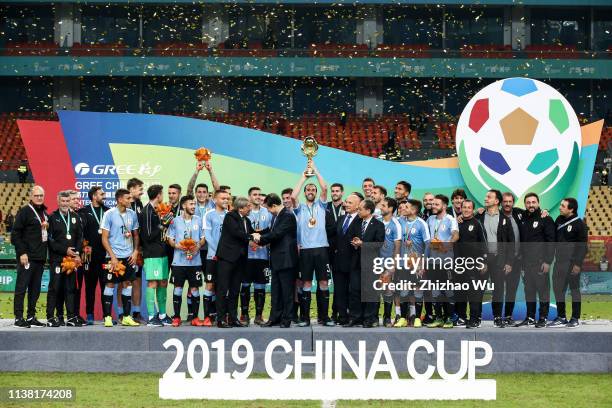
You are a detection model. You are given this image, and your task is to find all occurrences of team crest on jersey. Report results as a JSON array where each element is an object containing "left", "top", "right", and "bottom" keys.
[
  {"left": 468, "top": 225, "right": 474, "bottom": 231},
  {"left": 532, "top": 221, "right": 539, "bottom": 228},
  {"left": 72, "top": 218, "right": 76, "bottom": 224},
  {"left": 567, "top": 225, "right": 572, "bottom": 232},
  {"left": 440, "top": 224, "right": 447, "bottom": 231},
  {"left": 385, "top": 228, "right": 391, "bottom": 235},
  {"left": 518, "top": 213, "right": 523, "bottom": 220},
  {"left": 411, "top": 227, "right": 416, "bottom": 234}
]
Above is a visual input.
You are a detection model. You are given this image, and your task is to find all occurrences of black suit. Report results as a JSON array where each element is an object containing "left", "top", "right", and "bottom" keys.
[
  {"left": 334, "top": 213, "right": 361, "bottom": 322},
  {"left": 258, "top": 208, "right": 298, "bottom": 324},
  {"left": 349, "top": 217, "right": 385, "bottom": 323},
  {"left": 216, "top": 210, "right": 254, "bottom": 322}
]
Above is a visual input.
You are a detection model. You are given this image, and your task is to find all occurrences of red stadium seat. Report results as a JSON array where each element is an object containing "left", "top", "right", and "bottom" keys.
[
  {"left": 70, "top": 43, "right": 128, "bottom": 56},
  {"left": 152, "top": 42, "right": 210, "bottom": 56},
  {"left": 3, "top": 41, "right": 59, "bottom": 56}
]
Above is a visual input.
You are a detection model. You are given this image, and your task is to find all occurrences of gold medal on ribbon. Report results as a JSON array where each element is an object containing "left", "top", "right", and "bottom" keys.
[{"left": 308, "top": 217, "right": 317, "bottom": 228}]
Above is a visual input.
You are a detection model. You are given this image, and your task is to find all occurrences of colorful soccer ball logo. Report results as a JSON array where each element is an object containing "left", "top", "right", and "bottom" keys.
[{"left": 456, "top": 78, "right": 581, "bottom": 209}]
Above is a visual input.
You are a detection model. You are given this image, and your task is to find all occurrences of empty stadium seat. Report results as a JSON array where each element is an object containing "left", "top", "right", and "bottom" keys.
[
  {"left": 524, "top": 44, "right": 581, "bottom": 59},
  {"left": 152, "top": 42, "right": 210, "bottom": 57},
  {"left": 70, "top": 43, "right": 128, "bottom": 56},
  {"left": 2, "top": 41, "right": 59, "bottom": 56}
]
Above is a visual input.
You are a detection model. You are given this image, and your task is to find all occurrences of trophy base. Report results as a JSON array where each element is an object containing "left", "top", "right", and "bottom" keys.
[{"left": 304, "top": 171, "right": 316, "bottom": 177}]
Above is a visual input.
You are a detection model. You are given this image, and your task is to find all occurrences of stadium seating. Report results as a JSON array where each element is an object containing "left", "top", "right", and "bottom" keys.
[
  {"left": 0, "top": 182, "right": 32, "bottom": 238},
  {"left": 2, "top": 41, "right": 59, "bottom": 56},
  {"left": 152, "top": 42, "right": 210, "bottom": 57},
  {"left": 373, "top": 44, "right": 432, "bottom": 58},
  {"left": 70, "top": 43, "right": 129, "bottom": 56},
  {"left": 600, "top": 127, "right": 612, "bottom": 151},
  {"left": 524, "top": 44, "right": 581, "bottom": 59},
  {"left": 435, "top": 122, "right": 457, "bottom": 149},
  {"left": 585, "top": 186, "right": 612, "bottom": 236},
  {"left": 459, "top": 44, "right": 513, "bottom": 59},
  {"left": 309, "top": 43, "right": 370, "bottom": 58},
  {"left": 0, "top": 113, "right": 56, "bottom": 170},
  {"left": 214, "top": 42, "right": 279, "bottom": 57}
]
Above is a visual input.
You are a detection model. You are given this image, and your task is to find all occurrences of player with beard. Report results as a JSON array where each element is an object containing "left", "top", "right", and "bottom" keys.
[
  {"left": 327, "top": 183, "right": 345, "bottom": 222},
  {"left": 379, "top": 198, "right": 402, "bottom": 327},
  {"left": 420, "top": 192, "right": 435, "bottom": 221},
  {"left": 395, "top": 199, "right": 429, "bottom": 328},
  {"left": 371, "top": 185, "right": 387, "bottom": 220},
  {"left": 167, "top": 195, "right": 206, "bottom": 326},
  {"left": 326, "top": 183, "right": 344, "bottom": 322},
  {"left": 419, "top": 191, "right": 436, "bottom": 323},
  {"left": 202, "top": 190, "right": 231, "bottom": 326},
  {"left": 240, "top": 187, "right": 273, "bottom": 326},
  {"left": 78, "top": 186, "right": 109, "bottom": 325},
  {"left": 548, "top": 197, "right": 587, "bottom": 328},
  {"left": 425, "top": 194, "right": 459, "bottom": 329},
  {"left": 514, "top": 193, "right": 555, "bottom": 328},
  {"left": 291, "top": 160, "right": 334, "bottom": 327}
]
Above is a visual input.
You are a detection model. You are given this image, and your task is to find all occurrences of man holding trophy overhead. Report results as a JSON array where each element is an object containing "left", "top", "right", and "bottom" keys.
[{"left": 290, "top": 137, "right": 335, "bottom": 327}]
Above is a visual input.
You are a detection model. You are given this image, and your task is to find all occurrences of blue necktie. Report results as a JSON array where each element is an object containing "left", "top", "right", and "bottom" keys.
[{"left": 342, "top": 215, "right": 351, "bottom": 234}]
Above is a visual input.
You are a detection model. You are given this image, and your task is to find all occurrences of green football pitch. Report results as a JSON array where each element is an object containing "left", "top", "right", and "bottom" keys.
[{"left": 0, "top": 372, "right": 611, "bottom": 407}]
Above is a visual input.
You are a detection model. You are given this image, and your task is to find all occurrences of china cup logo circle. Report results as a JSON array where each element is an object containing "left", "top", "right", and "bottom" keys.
[{"left": 456, "top": 78, "right": 581, "bottom": 209}]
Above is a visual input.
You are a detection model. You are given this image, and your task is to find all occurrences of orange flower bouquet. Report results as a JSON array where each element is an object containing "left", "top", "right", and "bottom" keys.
[
  {"left": 430, "top": 237, "right": 444, "bottom": 251},
  {"left": 156, "top": 202, "right": 174, "bottom": 241},
  {"left": 179, "top": 238, "right": 198, "bottom": 261},
  {"left": 81, "top": 239, "right": 92, "bottom": 264},
  {"left": 61, "top": 256, "right": 81, "bottom": 275},
  {"left": 103, "top": 260, "right": 126, "bottom": 277},
  {"left": 194, "top": 147, "right": 212, "bottom": 162}
]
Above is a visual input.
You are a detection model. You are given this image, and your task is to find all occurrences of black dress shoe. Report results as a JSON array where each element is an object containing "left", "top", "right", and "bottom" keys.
[
  {"left": 231, "top": 320, "right": 246, "bottom": 327},
  {"left": 217, "top": 321, "right": 231, "bottom": 328},
  {"left": 280, "top": 321, "right": 291, "bottom": 328},
  {"left": 343, "top": 319, "right": 362, "bottom": 328},
  {"left": 335, "top": 318, "right": 349, "bottom": 326},
  {"left": 363, "top": 319, "right": 379, "bottom": 328},
  {"left": 262, "top": 320, "right": 280, "bottom": 327}
]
